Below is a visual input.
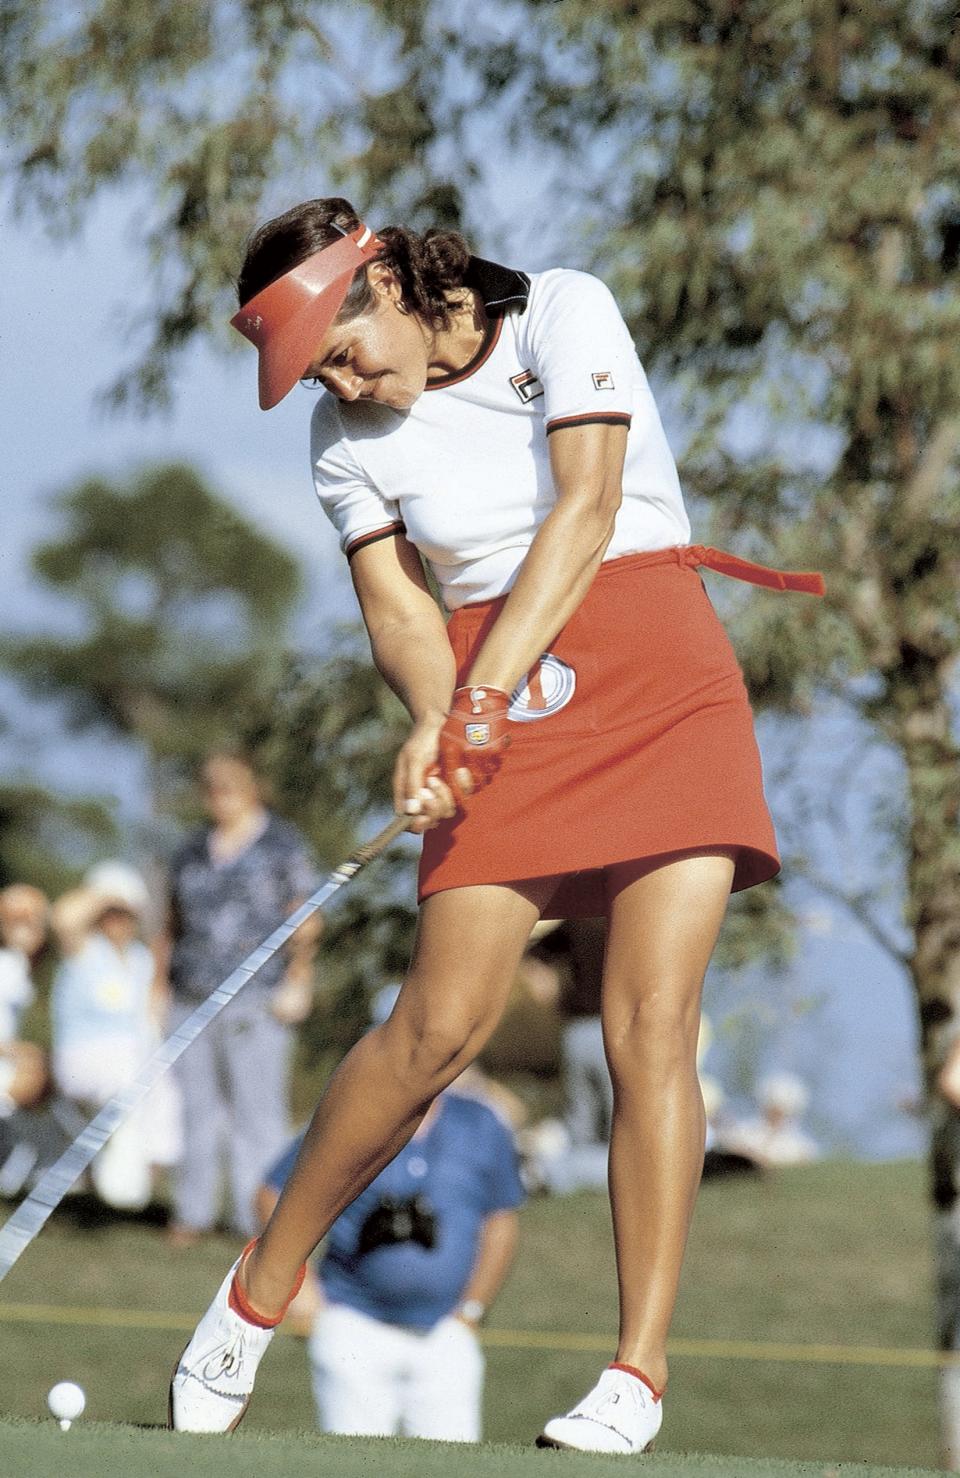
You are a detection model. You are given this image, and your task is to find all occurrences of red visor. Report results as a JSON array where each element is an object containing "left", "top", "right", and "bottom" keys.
[{"left": 230, "top": 223, "right": 386, "bottom": 410}]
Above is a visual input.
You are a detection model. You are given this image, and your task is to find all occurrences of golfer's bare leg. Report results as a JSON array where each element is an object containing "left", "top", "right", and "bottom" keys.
[
  {"left": 242, "top": 881, "right": 547, "bottom": 1315},
  {"left": 602, "top": 849, "right": 736, "bottom": 1395}
]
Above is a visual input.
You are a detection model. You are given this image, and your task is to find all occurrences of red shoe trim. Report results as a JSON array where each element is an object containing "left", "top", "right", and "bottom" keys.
[
  {"left": 608, "top": 1363, "right": 664, "bottom": 1402},
  {"left": 228, "top": 1238, "right": 307, "bottom": 1329}
]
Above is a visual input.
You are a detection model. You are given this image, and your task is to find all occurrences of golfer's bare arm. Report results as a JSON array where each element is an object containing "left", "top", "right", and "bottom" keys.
[
  {"left": 468, "top": 420, "right": 627, "bottom": 693},
  {"left": 349, "top": 534, "right": 457, "bottom": 821},
  {"left": 349, "top": 421, "right": 625, "bottom": 818},
  {"left": 351, "top": 534, "right": 455, "bottom": 722}
]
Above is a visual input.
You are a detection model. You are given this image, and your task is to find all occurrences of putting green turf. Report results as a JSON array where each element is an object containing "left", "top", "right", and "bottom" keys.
[
  {"left": 0, "top": 1419, "right": 947, "bottom": 1478},
  {"left": 0, "top": 1160, "right": 947, "bottom": 1470}
]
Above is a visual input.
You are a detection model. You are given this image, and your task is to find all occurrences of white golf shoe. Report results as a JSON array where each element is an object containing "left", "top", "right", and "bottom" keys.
[
  {"left": 537, "top": 1365, "right": 663, "bottom": 1454},
  {"left": 169, "top": 1243, "right": 303, "bottom": 1433}
]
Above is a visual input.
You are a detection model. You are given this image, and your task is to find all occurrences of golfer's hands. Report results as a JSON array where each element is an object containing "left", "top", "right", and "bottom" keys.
[
  {"left": 394, "top": 713, "right": 461, "bottom": 834},
  {"left": 438, "top": 686, "right": 511, "bottom": 806},
  {"left": 395, "top": 686, "right": 511, "bottom": 830}
]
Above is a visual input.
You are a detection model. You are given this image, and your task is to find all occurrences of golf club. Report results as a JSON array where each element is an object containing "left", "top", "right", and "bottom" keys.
[{"left": 0, "top": 812, "right": 409, "bottom": 1283}]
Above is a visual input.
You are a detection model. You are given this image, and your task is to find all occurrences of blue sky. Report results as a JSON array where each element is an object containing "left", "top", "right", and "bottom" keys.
[
  {"left": 2, "top": 187, "right": 354, "bottom": 807},
  {"left": 2, "top": 191, "right": 348, "bottom": 637},
  {"left": 0, "top": 188, "right": 926, "bottom": 1161}
]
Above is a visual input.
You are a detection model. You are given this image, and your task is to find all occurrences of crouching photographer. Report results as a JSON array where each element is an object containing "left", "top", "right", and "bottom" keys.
[{"left": 256, "top": 990, "right": 523, "bottom": 1442}]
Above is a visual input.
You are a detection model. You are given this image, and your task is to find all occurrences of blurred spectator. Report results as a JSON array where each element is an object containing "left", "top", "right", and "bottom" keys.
[
  {"left": 158, "top": 749, "right": 320, "bottom": 1245},
  {"left": 519, "top": 919, "right": 610, "bottom": 1194},
  {"left": 255, "top": 984, "right": 523, "bottom": 1442},
  {"left": 50, "top": 862, "right": 182, "bottom": 1210},
  {"left": 0, "top": 884, "right": 50, "bottom": 1115},
  {"left": 938, "top": 1038, "right": 960, "bottom": 1112},
  {"left": 453, "top": 1060, "right": 529, "bottom": 1134},
  {"left": 371, "top": 982, "right": 528, "bottom": 1137},
  {"left": 944, "top": 1371, "right": 960, "bottom": 1475},
  {"left": 717, "top": 1071, "right": 820, "bottom": 1168},
  {"left": 479, "top": 935, "right": 563, "bottom": 1082},
  {"left": 695, "top": 1013, "right": 725, "bottom": 1152},
  {"left": 696, "top": 1018, "right": 764, "bottom": 1181},
  {"left": 520, "top": 924, "right": 726, "bottom": 1193},
  {"left": 935, "top": 1040, "right": 960, "bottom": 1470}
]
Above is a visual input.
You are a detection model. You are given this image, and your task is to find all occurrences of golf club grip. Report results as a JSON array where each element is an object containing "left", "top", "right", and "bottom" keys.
[
  {"left": 340, "top": 812, "right": 410, "bottom": 869},
  {"left": 0, "top": 812, "right": 411, "bottom": 1283}
]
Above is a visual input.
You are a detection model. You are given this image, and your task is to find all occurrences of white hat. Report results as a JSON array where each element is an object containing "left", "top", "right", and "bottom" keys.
[
  {"left": 83, "top": 861, "right": 150, "bottom": 916},
  {"left": 758, "top": 1071, "right": 810, "bottom": 1116},
  {"left": 370, "top": 983, "right": 402, "bottom": 1026},
  {"left": 699, "top": 1072, "right": 726, "bottom": 1122},
  {"left": 696, "top": 1012, "right": 713, "bottom": 1069},
  {"left": 528, "top": 918, "right": 564, "bottom": 941}
]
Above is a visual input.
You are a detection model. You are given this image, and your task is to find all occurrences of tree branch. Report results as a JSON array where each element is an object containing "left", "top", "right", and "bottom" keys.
[
  {"left": 901, "top": 417, "right": 960, "bottom": 525},
  {"left": 787, "top": 859, "right": 912, "bottom": 968},
  {"left": 293, "top": 13, "right": 334, "bottom": 61}
]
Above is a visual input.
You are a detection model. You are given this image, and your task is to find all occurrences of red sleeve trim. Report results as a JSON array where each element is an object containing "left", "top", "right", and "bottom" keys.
[
  {"left": 345, "top": 521, "right": 406, "bottom": 560},
  {"left": 545, "top": 412, "right": 633, "bottom": 435}
]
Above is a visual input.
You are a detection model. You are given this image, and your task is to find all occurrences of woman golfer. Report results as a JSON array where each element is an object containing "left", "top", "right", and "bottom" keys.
[{"left": 170, "top": 198, "right": 823, "bottom": 1452}]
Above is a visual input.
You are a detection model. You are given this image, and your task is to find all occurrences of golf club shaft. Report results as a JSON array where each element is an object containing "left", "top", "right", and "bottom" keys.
[{"left": 0, "top": 812, "right": 409, "bottom": 1284}]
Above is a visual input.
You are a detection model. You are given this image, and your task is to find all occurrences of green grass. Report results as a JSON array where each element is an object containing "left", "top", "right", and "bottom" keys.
[
  {"left": 0, "top": 1160, "right": 947, "bottom": 1475},
  {"left": 0, "top": 1418, "right": 947, "bottom": 1478}
]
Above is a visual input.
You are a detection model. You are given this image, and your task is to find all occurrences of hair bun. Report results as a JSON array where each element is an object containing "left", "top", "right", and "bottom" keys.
[
  {"left": 237, "top": 201, "right": 472, "bottom": 332},
  {"left": 422, "top": 230, "right": 471, "bottom": 288}
]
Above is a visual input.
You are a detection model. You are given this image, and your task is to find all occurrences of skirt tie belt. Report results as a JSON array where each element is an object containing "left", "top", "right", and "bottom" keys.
[
  {"left": 679, "top": 544, "right": 825, "bottom": 596},
  {"left": 610, "top": 544, "right": 825, "bottom": 596}
]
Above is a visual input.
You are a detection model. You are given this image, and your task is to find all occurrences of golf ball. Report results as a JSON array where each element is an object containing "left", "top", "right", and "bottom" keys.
[{"left": 47, "top": 1381, "right": 86, "bottom": 1422}]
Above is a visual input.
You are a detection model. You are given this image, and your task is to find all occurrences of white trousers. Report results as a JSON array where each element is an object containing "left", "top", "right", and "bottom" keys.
[
  {"left": 942, "top": 1366, "right": 960, "bottom": 1470},
  {"left": 309, "top": 1302, "right": 485, "bottom": 1441},
  {"left": 53, "top": 1038, "right": 183, "bottom": 1210}
]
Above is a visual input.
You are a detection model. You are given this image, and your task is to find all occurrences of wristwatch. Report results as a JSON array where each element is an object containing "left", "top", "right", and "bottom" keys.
[{"left": 457, "top": 1299, "right": 487, "bottom": 1326}]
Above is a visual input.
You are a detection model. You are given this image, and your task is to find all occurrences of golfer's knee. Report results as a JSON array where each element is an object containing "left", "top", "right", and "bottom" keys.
[
  {"left": 603, "top": 987, "right": 701, "bottom": 1083},
  {"left": 384, "top": 1007, "right": 489, "bottom": 1089}
]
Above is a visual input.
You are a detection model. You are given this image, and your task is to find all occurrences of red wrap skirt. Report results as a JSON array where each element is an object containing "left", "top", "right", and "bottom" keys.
[{"left": 418, "top": 544, "right": 824, "bottom": 918}]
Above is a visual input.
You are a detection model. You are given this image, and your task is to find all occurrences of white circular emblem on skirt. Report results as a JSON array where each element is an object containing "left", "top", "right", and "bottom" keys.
[{"left": 508, "top": 653, "right": 577, "bottom": 722}]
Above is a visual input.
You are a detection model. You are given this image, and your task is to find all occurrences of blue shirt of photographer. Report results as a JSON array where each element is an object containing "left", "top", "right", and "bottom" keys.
[{"left": 266, "top": 1091, "right": 523, "bottom": 1331}]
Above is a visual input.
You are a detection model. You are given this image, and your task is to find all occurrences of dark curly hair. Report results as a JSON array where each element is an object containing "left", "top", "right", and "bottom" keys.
[{"left": 236, "top": 197, "right": 471, "bottom": 331}]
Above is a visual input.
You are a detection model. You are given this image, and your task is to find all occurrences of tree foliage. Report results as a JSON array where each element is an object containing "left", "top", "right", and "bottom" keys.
[
  {"left": 1, "top": 460, "right": 420, "bottom": 1066},
  {"left": 0, "top": 781, "right": 116, "bottom": 897},
  {"left": 0, "top": 0, "right": 472, "bottom": 406},
  {"left": 239, "top": 639, "right": 420, "bottom": 1074},
  {"left": 5, "top": 2, "right": 960, "bottom": 1225},
  {"left": 0, "top": 458, "right": 305, "bottom": 894},
  {"left": 3, "top": 462, "right": 301, "bottom": 770},
  {"left": 6, "top": 0, "right": 958, "bottom": 1012}
]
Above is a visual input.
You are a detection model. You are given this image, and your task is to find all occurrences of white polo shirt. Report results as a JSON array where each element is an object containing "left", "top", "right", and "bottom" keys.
[{"left": 312, "top": 260, "right": 690, "bottom": 609}]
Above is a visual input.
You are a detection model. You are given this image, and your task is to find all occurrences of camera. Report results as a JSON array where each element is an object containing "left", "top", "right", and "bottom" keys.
[{"left": 356, "top": 1193, "right": 437, "bottom": 1256}]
